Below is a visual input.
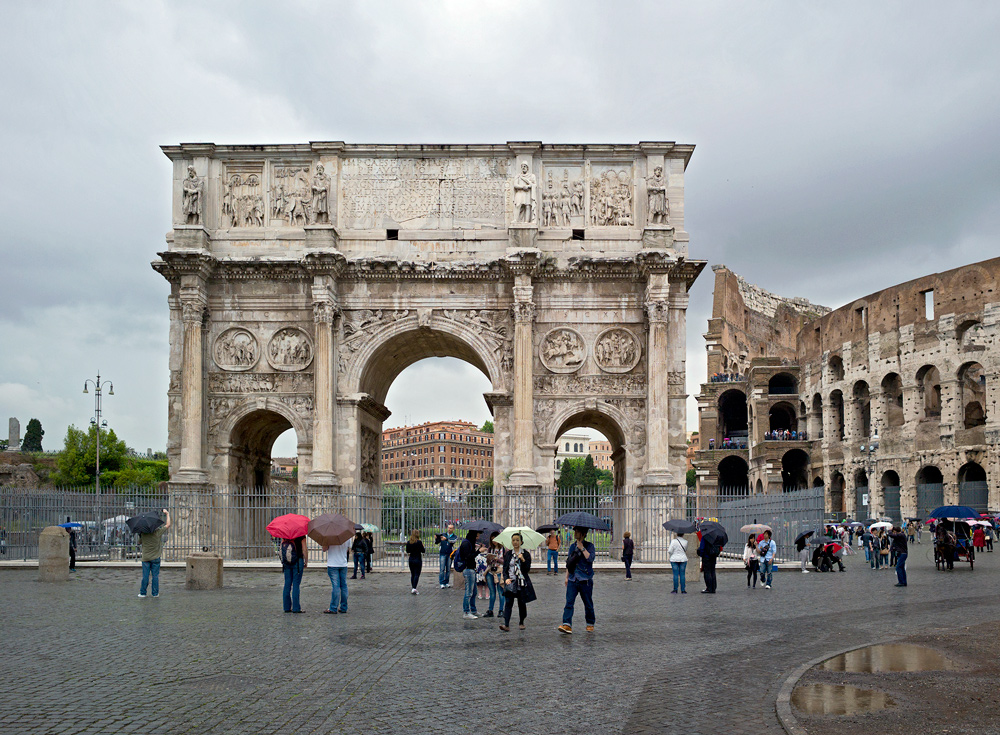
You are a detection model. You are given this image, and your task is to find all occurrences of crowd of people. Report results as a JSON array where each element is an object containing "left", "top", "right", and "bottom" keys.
[
  {"left": 764, "top": 429, "right": 806, "bottom": 441},
  {"left": 709, "top": 372, "right": 744, "bottom": 383}
]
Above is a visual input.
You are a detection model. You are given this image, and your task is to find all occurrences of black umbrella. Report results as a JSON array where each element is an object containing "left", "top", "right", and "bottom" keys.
[
  {"left": 125, "top": 512, "right": 164, "bottom": 535},
  {"left": 554, "top": 511, "right": 611, "bottom": 532},
  {"left": 699, "top": 521, "right": 728, "bottom": 548},
  {"left": 535, "top": 523, "right": 559, "bottom": 533},
  {"left": 863, "top": 518, "right": 879, "bottom": 526},
  {"left": 794, "top": 529, "right": 815, "bottom": 544},
  {"left": 906, "top": 517, "right": 922, "bottom": 522},
  {"left": 662, "top": 519, "right": 697, "bottom": 534},
  {"left": 458, "top": 519, "right": 503, "bottom": 533}
]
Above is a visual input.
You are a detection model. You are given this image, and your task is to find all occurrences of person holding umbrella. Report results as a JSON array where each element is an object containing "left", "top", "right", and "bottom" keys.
[
  {"left": 757, "top": 530, "right": 775, "bottom": 589},
  {"left": 697, "top": 522, "right": 727, "bottom": 594},
  {"left": 795, "top": 530, "right": 813, "bottom": 574},
  {"left": 306, "top": 514, "right": 356, "bottom": 614},
  {"left": 496, "top": 530, "right": 538, "bottom": 631},
  {"left": 137, "top": 510, "right": 170, "bottom": 598},
  {"left": 350, "top": 531, "right": 365, "bottom": 580},
  {"left": 559, "top": 527, "right": 596, "bottom": 634}
]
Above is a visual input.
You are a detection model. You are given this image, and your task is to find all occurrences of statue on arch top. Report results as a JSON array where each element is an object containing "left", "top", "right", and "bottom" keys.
[
  {"left": 513, "top": 162, "right": 537, "bottom": 224},
  {"left": 181, "top": 165, "right": 203, "bottom": 225}
]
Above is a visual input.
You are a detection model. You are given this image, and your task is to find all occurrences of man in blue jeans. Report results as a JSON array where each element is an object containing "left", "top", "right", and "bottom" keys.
[
  {"left": 558, "top": 527, "right": 596, "bottom": 634},
  {"left": 138, "top": 510, "right": 171, "bottom": 598},
  {"left": 889, "top": 526, "right": 908, "bottom": 587},
  {"left": 323, "top": 534, "right": 352, "bottom": 614},
  {"left": 437, "top": 524, "right": 457, "bottom": 588},
  {"left": 458, "top": 530, "right": 479, "bottom": 619},
  {"left": 758, "top": 529, "right": 775, "bottom": 589},
  {"left": 545, "top": 530, "right": 560, "bottom": 574}
]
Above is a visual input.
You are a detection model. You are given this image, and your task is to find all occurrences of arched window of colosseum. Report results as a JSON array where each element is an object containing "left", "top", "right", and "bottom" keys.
[
  {"left": 829, "top": 471, "right": 845, "bottom": 512},
  {"left": 915, "top": 365, "right": 942, "bottom": 420},
  {"left": 812, "top": 476, "right": 824, "bottom": 488},
  {"left": 852, "top": 380, "right": 871, "bottom": 437},
  {"left": 768, "top": 372, "right": 797, "bottom": 395},
  {"left": 830, "top": 390, "right": 845, "bottom": 441},
  {"left": 717, "top": 389, "right": 748, "bottom": 444},
  {"left": 958, "top": 462, "right": 988, "bottom": 513},
  {"left": 781, "top": 448, "right": 809, "bottom": 491},
  {"left": 717, "top": 455, "right": 749, "bottom": 495},
  {"left": 958, "top": 362, "right": 986, "bottom": 429},
  {"left": 880, "top": 373, "right": 904, "bottom": 427},
  {"left": 828, "top": 355, "right": 845, "bottom": 382},
  {"left": 810, "top": 394, "right": 824, "bottom": 439},
  {"left": 957, "top": 319, "right": 984, "bottom": 350},
  {"left": 768, "top": 402, "right": 798, "bottom": 433}
]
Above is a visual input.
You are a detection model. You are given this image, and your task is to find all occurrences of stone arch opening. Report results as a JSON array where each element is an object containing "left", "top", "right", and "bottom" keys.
[
  {"left": 769, "top": 401, "right": 798, "bottom": 433},
  {"left": 718, "top": 389, "right": 748, "bottom": 444},
  {"left": 958, "top": 361, "right": 986, "bottom": 429},
  {"left": 829, "top": 355, "right": 845, "bottom": 381},
  {"left": 809, "top": 393, "right": 824, "bottom": 439},
  {"left": 958, "top": 461, "right": 988, "bottom": 513},
  {"left": 228, "top": 409, "right": 297, "bottom": 488},
  {"left": 754, "top": 478, "right": 764, "bottom": 494},
  {"left": 813, "top": 476, "right": 825, "bottom": 488},
  {"left": 717, "top": 455, "right": 749, "bottom": 495},
  {"left": 830, "top": 471, "right": 845, "bottom": 514},
  {"left": 781, "top": 448, "right": 809, "bottom": 491},
  {"left": 852, "top": 380, "right": 871, "bottom": 437},
  {"left": 915, "top": 465, "right": 944, "bottom": 518},
  {"left": 830, "top": 390, "right": 845, "bottom": 441},
  {"left": 553, "top": 411, "right": 627, "bottom": 491},
  {"left": 881, "top": 470, "right": 901, "bottom": 522},
  {"left": 881, "top": 373, "right": 904, "bottom": 427},
  {"left": 915, "top": 364, "right": 942, "bottom": 420},
  {"left": 957, "top": 319, "right": 983, "bottom": 349},
  {"left": 768, "top": 372, "right": 797, "bottom": 395}
]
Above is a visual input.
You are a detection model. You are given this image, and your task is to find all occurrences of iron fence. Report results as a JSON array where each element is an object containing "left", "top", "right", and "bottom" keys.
[{"left": 0, "top": 483, "right": 825, "bottom": 564}]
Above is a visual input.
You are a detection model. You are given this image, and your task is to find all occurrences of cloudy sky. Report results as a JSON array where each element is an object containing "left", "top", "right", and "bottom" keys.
[{"left": 1, "top": 1, "right": 998, "bottom": 458}]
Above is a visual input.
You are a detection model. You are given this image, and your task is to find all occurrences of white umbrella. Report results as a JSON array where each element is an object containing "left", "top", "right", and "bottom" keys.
[{"left": 868, "top": 521, "right": 893, "bottom": 530}]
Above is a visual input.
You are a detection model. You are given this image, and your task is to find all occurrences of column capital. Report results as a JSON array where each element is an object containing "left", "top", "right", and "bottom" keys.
[
  {"left": 313, "top": 301, "right": 340, "bottom": 324},
  {"left": 180, "top": 293, "right": 208, "bottom": 324},
  {"left": 644, "top": 298, "right": 669, "bottom": 324},
  {"left": 512, "top": 300, "right": 536, "bottom": 324}
]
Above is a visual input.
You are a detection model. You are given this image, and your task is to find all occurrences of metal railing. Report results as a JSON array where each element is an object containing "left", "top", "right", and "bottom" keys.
[{"left": 0, "top": 483, "right": 825, "bottom": 564}]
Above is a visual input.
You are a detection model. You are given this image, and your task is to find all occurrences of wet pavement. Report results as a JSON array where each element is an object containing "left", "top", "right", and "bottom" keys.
[
  {"left": 791, "top": 683, "right": 894, "bottom": 716},
  {"left": 1, "top": 548, "right": 999, "bottom": 734}
]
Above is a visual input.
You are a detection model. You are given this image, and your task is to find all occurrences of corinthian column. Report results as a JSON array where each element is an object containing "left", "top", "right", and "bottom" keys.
[
  {"left": 508, "top": 275, "right": 537, "bottom": 486},
  {"left": 643, "top": 274, "right": 673, "bottom": 486},
  {"left": 309, "top": 295, "right": 339, "bottom": 487},
  {"left": 177, "top": 293, "right": 208, "bottom": 482}
]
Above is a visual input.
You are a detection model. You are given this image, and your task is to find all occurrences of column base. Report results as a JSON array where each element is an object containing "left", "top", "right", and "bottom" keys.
[
  {"left": 171, "top": 469, "right": 209, "bottom": 485},
  {"left": 506, "top": 226, "right": 538, "bottom": 250},
  {"left": 641, "top": 225, "right": 675, "bottom": 249},
  {"left": 507, "top": 470, "right": 539, "bottom": 488},
  {"left": 302, "top": 471, "right": 340, "bottom": 490},
  {"left": 642, "top": 469, "right": 676, "bottom": 487},
  {"left": 303, "top": 224, "right": 341, "bottom": 250},
  {"left": 172, "top": 225, "right": 211, "bottom": 250}
]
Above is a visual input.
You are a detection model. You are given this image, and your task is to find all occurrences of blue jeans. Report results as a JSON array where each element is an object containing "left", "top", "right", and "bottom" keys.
[
  {"left": 670, "top": 561, "right": 687, "bottom": 592},
  {"left": 760, "top": 559, "right": 773, "bottom": 586},
  {"left": 438, "top": 554, "right": 451, "bottom": 586},
  {"left": 353, "top": 552, "right": 366, "bottom": 578},
  {"left": 864, "top": 547, "right": 871, "bottom": 563},
  {"left": 326, "top": 566, "right": 348, "bottom": 611},
  {"left": 871, "top": 549, "right": 881, "bottom": 569},
  {"left": 462, "top": 568, "right": 478, "bottom": 614},
  {"left": 547, "top": 549, "right": 559, "bottom": 572},
  {"left": 895, "top": 552, "right": 907, "bottom": 586},
  {"left": 282, "top": 559, "right": 303, "bottom": 612},
  {"left": 563, "top": 578, "right": 595, "bottom": 626},
  {"left": 486, "top": 575, "right": 505, "bottom": 614},
  {"left": 140, "top": 559, "right": 161, "bottom": 596}
]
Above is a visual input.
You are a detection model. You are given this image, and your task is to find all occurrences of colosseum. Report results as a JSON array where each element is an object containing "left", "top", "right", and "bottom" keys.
[{"left": 694, "top": 257, "right": 999, "bottom": 521}]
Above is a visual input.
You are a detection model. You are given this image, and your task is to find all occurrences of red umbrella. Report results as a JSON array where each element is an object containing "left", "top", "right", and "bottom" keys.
[
  {"left": 266, "top": 513, "right": 310, "bottom": 540},
  {"left": 823, "top": 542, "right": 844, "bottom": 554}
]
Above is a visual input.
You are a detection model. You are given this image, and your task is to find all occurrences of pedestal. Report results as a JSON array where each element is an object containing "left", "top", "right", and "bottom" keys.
[
  {"left": 38, "top": 526, "right": 69, "bottom": 582},
  {"left": 186, "top": 552, "right": 224, "bottom": 589}
]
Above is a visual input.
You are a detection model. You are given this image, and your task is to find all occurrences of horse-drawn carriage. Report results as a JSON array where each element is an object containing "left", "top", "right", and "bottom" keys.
[{"left": 932, "top": 515, "right": 975, "bottom": 571}]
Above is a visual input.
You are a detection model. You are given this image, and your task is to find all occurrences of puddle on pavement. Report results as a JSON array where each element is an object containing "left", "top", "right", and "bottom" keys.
[
  {"left": 820, "top": 644, "right": 958, "bottom": 673},
  {"left": 792, "top": 683, "right": 894, "bottom": 716}
]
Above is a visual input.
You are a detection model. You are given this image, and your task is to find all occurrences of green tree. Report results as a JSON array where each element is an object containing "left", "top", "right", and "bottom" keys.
[
  {"left": 596, "top": 468, "right": 614, "bottom": 491},
  {"left": 51, "top": 424, "right": 129, "bottom": 488},
  {"left": 579, "top": 454, "right": 599, "bottom": 488},
  {"left": 556, "top": 457, "right": 582, "bottom": 491},
  {"left": 21, "top": 419, "right": 44, "bottom": 452},
  {"left": 686, "top": 468, "right": 697, "bottom": 489},
  {"left": 0, "top": 439, "right": 7, "bottom": 451},
  {"left": 382, "top": 485, "right": 443, "bottom": 534},
  {"left": 556, "top": 457, "right": 598, "bottom": 513},
  {"left": 479, "top": 420, "right": 494, "bottom": 433},
  {"left": 467, "top": 478, "right": 494, "bottom": 517}
]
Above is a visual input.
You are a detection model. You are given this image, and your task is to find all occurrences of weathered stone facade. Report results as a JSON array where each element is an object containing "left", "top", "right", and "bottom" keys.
[
  {"left": 695, "top": 259, "right": 1000, "bottom": 519},
  {"left": 153, "top": 142, "right": 704, "bottom": 514}
]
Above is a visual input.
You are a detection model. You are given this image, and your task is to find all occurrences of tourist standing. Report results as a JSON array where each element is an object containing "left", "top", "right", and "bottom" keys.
[
  {"left": 350, "top": 531, "right": 366, "bottom": 580},
  {"left": 138, "top": 510, "right": 171, "bottom": 599},
  {"left": 66, "top": 517, "right": 77, "bottom": 574},
  {"left": 795, "top": 533, "right": 810, "bottom": 574},
  {"left": 436, "top": 523, "right": 457, "bottom": 588},
  {"left": 622, "top": 531, "right": 635, "bottom": 580},
  {"left": 279, "top": 528, "right": 306, "bottom": 613},
  {"left": 984, "top": 524, "right": 994, "bottom": 552},
  {"left": 972, "top": 525, "right": 986, "bottom": 553},
  {"left": 865, "top": 529, "right": 878, "bottom": 569},
  {"left": 743, "top": 535, "right": 759, "bottom": 588},
  {"left": 484, "top": 533, "right": 505, "bottom": 618},
  {"left": 559, "top": 527, "right": 596, "bottom": 634},
  {"left": 323, "top": 533, "right": 352, "bottom": 613},
  {"left": 698, "top": 532, "right": 720, "bottom": 594},
  {"left": 459, "top": 530, "right": 480, "bottom": 619},
  {"left": 888, "top": 526, "right": 908, "bottom": 587},
  {"left": 405, "top": 529, "right": 425, "bottom": 594},
  {"left": 757, "top": 530, "right": 775, "bottom": 589},
  {"left": 475, "top": 541, "right": 489, "bottom": 599},
  {"left": 669, "top": 532, "right": 689, "bottom": 593},
  {"left": 545, "top": 530, "right": 560, "bottom": 574},
  {"left": 499, "top": 532, "right": 535, "bottom": 631}
]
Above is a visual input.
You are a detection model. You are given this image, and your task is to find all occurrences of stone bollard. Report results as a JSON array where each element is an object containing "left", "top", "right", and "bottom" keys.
[
  {"left": 685, "top": 537, "right": 701, "bottom": 586},
  {"left": 185, "top": 552, "right": 223, "bottom": 590},
  {"left": 39, "top": 526, "right": 70, "bottom": 582}
]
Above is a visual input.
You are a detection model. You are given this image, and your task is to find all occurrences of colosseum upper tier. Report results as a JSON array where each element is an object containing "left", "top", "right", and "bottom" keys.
[{"left": 694, "top": 257, "right": 999, "bottom": 520}]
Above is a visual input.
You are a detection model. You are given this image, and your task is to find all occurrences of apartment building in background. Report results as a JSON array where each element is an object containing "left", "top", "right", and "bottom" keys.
[{"left": 381, "top": 420, "right": 494, "bottom": 494}]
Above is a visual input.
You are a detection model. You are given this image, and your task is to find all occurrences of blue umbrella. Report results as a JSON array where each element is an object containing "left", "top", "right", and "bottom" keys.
[
  {"left": 58, "top": 522, "right": 83, "bottom": 529},
  {"left": 928, "top": 506, "right": 980, "bottom": 520}
]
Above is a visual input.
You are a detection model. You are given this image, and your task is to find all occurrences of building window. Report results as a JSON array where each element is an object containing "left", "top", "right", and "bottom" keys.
[{"left": 922, "top": 289, "right": 934, "bottom": 320}]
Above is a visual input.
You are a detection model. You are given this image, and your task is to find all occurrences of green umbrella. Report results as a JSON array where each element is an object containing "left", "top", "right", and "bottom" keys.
[
  {"left": 360, "top": 523, "right": 380, "bottom": 533},
  {"left": 493, "top": 526, "right": 546, "bottom": 550}
]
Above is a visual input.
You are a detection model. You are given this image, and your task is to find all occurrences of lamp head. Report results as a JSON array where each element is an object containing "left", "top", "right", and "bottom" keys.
[
  {"left": 108, "top": 386, "right": 114, "bottom": 396},
  {"left": 83, "top": 384, "right": 88, "bottom": 394}
]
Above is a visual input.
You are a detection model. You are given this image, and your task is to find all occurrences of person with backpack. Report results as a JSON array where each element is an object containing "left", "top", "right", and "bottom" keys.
[
  {"left": 697, "top": 532, "right": 720, "bottom": 594},
  {"left": 757, "top": 530, "right": 775, "bottom": 589},
  {"left": 350, "top": 531, "right": 365, "bottom": 580},
  {"left": 322, "top": 533, "right": 352, "bottom": 613},
  {"left": 458, "top": 530, "right": 480, "bottom": 619},
  {"left": 558, "top": 527, "right": 596, "bottom": 634},
  {"left": 280, "top": 533, "right": 308, "bottom": 613},
  {"left": 436, "top": 523, "right": 458, "bottom": 588}
]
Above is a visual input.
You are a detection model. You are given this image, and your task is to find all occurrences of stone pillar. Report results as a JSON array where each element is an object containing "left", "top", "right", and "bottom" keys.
[
  {"left": 508, "top": 274, "right": 537, "bottom": 486},
  {"left": 38, "top": 526, "right": 69, "bottom": 582},
  {"left": 869, "top": 388, "right": 884, "bottom": 437},
  {"left": 185, "top": 552, "right": 223, "bottom": 589},
  {"left": 643, "top": 271, "right": 673, "bottom": 484},
  {"left": 8, "top": 418, "right": 20, "bottom": 451},
  {"left": 666, "top": 285, "right": 690, "bottom": 479},
  {"left": 939, "top": 378, "right": 960, "bottom": 439},
  {"left": 308, "top": 285, "right": 339, "bottom": 487},
  {"left": 177, "top": 288, "right": 208, "bottom": 483}
]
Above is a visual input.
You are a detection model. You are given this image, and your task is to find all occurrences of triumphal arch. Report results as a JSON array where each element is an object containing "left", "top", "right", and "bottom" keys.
[{"left": 154, "top": 141, "right": 703, "bottom": 521}]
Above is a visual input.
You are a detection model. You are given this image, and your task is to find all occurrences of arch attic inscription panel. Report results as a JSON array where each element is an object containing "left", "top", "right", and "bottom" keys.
[{"left": 154, "top": 142, "right": 704, "bottom": 501}]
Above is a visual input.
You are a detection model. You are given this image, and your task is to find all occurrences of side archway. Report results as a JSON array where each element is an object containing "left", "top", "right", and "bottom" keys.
[
  {"left": 717, "top": 455, "right": 749, "bottom": 496},
  {"left": 548, "top": 404, "right": 630, "bottom": 489},
  {"left": 781, "top": 448, "right": 809, "bottom": 491}
]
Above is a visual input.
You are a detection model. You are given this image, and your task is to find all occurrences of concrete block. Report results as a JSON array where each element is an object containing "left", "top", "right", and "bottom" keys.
[
  {"left": 38, "top": 526, "right": 69, "bottom": 582},
  {"left": 185, "top": 552, "right": 223, "bottom": 590}
]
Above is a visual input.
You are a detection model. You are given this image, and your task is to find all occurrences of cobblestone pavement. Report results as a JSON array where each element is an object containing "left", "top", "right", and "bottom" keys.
[{"left": 1, "top": 545, "right": 998, "bottom": 735}]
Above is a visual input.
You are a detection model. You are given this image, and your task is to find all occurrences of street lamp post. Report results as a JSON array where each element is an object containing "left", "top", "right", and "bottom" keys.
[
  {"left": 83, "top": 373, "right": 114, "bottom": 499},
  {"left": 860, "top": 422, "right": 879, "bottom": 517}
]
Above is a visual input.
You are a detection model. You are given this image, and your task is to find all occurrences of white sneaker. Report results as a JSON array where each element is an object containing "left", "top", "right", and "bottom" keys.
[
  {"left": 414, "top": 589, "right": 419, "bottom": 595},
  {"left": 463, "top": 612, "right": 477, "bottom": 619},
  {"left": 765, "top": 584, "right": 771, "bottom": 589},
  {"left": 802, "top": 570, "right": 810, "bottom": 574},
  {"left": 137, "top": 594, "right": 146, "bottom": 598},
  {"left": 411, "top": 588, "right": 417, "bottom": 594},
  {"left": 440, "top": 584, "right": 445, "bottom": 589}
]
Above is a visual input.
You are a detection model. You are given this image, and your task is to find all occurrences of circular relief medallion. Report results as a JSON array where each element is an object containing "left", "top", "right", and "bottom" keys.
[
  {"left": 540, "top": 327, "right": 587, "bottom": 374},
  {"left": 213, "top": 328, "right": 260, "bottom": 372},
  {"left": 266, "top": 327, "right": 314, "bottom": 372},
  {"left": 594, "top": 327, "right": 641, "bottom": 374}
]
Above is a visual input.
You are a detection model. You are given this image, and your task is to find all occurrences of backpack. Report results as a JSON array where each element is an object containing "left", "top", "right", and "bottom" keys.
[
  {"left": 453, "top": 544, "right": 467, "bottom": 573},
  {"left": 280, "top": 538, "right": 300, "bottom": 565}
]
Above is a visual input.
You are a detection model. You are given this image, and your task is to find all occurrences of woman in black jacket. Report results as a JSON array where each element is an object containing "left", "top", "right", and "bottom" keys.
[
  {"left": 500, "top": 532, "right": 536, "bottom": 631},
  {"left": 405, "top": 529, "right": 425, "bottom": 594}
]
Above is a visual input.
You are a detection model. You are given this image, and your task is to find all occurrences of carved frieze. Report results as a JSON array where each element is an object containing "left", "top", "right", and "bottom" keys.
[
  {"left": 208, "top": 372, "right": 313, "bottom": 394},
  {"left": 207, "top": 397, "right": 241, "bottom": 439},
  {"left": 604, "top": 397, "right": 647, "bottom": 448},
  {"left": 442, "top": 309, "right": 514, "bottom": 373},
  {"left": 269, "top": 165, "right": 313, "bottom": 226},
  {"left": 340, "top": 157, "right": 509, "bottom": 229},
  {"left": 541, "top": 166, "right": 584, "bottom": 228},
  {"left": 533, "top": 398, "right": 557, "bottom": 442},
  {"left": 540, "top": 328, "right": 586, "bottom": 374},
  {"left": 181, "top": 165, "right": 203, "bottom": 225},
  {"left": 222, "top": 165, "right": 264, "bottom": 228},
  {"left": 267, "top": 328, "right": 314, "bottom": 372},
  {"left": 594, "top": 328, "right": 641, "bottom": 374},
  {"left": 534, "top": 373, "right": 646, "bottom": 396},
  {"left": 360, "top": 426, "right": 379, "bottom": 484},
  {"left": 213, "top": 328, "right": 260, "bottom": 372},
  {"left": 589, "top": 165, "right": 634, "bottom": 227}
]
